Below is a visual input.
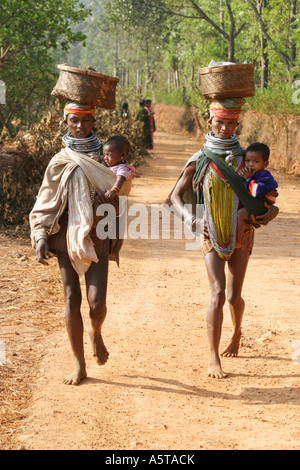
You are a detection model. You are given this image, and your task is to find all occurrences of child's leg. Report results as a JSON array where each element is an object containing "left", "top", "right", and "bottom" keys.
[{"left": 236, "top": 208, "right": 248, "bottom": 249}]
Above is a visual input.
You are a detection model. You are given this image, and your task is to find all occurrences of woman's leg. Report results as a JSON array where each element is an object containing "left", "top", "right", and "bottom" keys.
[
  {"left": 204, "top": 250, "right": 227, "bottom": 378},
  {"left": 85, "top": 256, "right": 109, "bottom": 365},
  {"left": 222, "top": 248, "right": 250, "bottom": 357},
  {"left": 57, "top": 251, "right": 87, "bottom": 385}
]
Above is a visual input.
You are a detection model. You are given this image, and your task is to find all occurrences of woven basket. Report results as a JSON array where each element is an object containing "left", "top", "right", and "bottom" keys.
[
  {"left": 198, "top": 64, "right": 255, "bottom": 100},
  {"left": 51, "top": 64, "right": 120, "bottom": 109}
]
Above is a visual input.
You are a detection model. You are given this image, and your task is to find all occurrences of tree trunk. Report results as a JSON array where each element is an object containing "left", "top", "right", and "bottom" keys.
[
  {"left": 246, "top": 0, "right": 291, "bottom": 78},
  {"left": 219, "top": 0, "right": 225, "bottom": 30},
  {"left": 226, "top": 1, "right": 235, "bottom": 62},
  {"left": 113, "top": 38, "right": 120, "bottom": 77},
  {"left": 144, "top": 40, "right": 151, "bottom": 91},
  {"left": 228, "top": 33, "right": 235, "bottom": 62},
  {"left": 188, "top": 0, "right": 246, "bottom": 64},
  {"left": 257, "top": 0, "right": 269, "bottom": 89},
  {"left": 289, "top": 0, "right": 297, "bottom": 80},
  {"left": 173, "top": 67, "right": 180, "bottom": 91},
  {"left": 190, "top": 65, "right": 195, "bottom": 85},
  {"left": 260, "top": 35, "right": 269, "bottom": 89}
]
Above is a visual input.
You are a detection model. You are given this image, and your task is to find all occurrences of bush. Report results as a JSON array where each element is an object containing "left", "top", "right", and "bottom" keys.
[
  {"left": 0, "top": 104, "right": 147, "bottom": 229},
  {"left": 240, "top": 84, "right": 300, "bottom": 116}
]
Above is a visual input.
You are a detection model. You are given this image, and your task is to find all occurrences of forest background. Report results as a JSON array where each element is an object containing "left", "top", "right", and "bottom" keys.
[{"left": 0, "top": 0, "right": 300, "bottom": 138}]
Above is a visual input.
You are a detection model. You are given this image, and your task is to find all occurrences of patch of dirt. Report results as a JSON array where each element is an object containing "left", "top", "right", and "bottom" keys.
[
  {"left": 1, "top": 128, "right": 300, "bottom": 451},
  {"left": 153, "top": 103, "right": 204, "bottom": 140}
]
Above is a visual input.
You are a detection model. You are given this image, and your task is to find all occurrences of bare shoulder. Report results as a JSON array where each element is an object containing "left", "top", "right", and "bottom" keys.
[
  {"left": 180, "top": 161, "right": 196, "bottom": 184},
  {"left": 172, "top": 161, "right": 196, "bottom": 199}
]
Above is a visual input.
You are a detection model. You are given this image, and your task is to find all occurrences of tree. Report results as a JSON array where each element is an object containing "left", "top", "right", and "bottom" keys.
[
  {"left": 106, "top": 0, "right": 169, "bottom": 91},
  {"left": 246, "top": 0, "right": 299, "bottom": 82},
  {"left": 185, "top": 0, "right": 246, "bottom": 62},
  {"left": 256, "top": 0, "right": 269, "bottom": 89},
  {"left": 105, "top": 0, "right": 250, "bottom": 94},
  {"left": 141, "top": 0, "right": 247, "bottom": 62},
  {"left": 0, "top": 0, "right": 90, "bottom": 136}
]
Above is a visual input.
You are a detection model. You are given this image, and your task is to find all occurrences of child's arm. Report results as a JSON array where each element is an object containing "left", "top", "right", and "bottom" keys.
[
  {"left": 240, "top": 166, "right": 254, "bottom": 180},
  {"left": 105, "top": 175, "right": 126, "bottom": 199},
  {"left": 249, "top": 172, "right": 278, "bottom": 199}
]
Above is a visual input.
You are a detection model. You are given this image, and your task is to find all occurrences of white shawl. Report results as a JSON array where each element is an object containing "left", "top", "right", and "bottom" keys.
[{"left": 30, "top": 147, "right": 121, "bottom": 276}]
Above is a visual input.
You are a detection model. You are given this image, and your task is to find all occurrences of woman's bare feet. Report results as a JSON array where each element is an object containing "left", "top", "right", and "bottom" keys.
[
  {"left": 89, "top": 327, "right": 109, "bottom": 365},
  {"left": 62, "top": 363, "right": 87, "bottom": 386},
  {"left": 207, "top": 363, "right": 228, "bottom": 379},
  {"left": 208, "top": 354, "right": 228, "bottom": 379},
  {"left": 221, "top": 331, "right": 242, "bottom": 357}
]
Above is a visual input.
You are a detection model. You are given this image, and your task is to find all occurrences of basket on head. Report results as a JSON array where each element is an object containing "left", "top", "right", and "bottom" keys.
[
  {"left": 51, "top": 64, "right": 120, "bottom": 109},
  {"left": 198, "top": 63, "right": 255, "bottom": 100}
]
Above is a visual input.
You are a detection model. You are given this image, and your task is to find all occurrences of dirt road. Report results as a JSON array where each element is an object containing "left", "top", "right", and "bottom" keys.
[{"left": 1, "top": 131, "right": 300, "bottom": 450}]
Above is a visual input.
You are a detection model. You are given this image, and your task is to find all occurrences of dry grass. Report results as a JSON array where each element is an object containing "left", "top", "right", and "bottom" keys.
[{"left": 0, "top": 232, "right": 64, "bottom": 449}]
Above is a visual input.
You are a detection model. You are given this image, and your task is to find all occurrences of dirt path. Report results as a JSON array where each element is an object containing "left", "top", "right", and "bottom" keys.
[{"left": 1, "top": 131, "right": 300, "bottom": 450}]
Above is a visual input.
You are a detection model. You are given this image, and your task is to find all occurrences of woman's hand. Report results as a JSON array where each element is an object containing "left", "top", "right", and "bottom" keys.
[
  {"left": 36, "top": 238, "right": 49, "bottom": 265},
  {"left": 95, "top": 191, "right": 110, "bottom": 205}
]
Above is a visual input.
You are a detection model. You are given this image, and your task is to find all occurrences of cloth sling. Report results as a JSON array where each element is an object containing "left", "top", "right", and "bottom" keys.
[
  {"left": 193, "top": 147, "right": 267, "bottom": 217},
  {"left": 30, "top": 148, "right": 118, "bottom": 276},
  {"left": 192, "top": 132, "right": 267, "bottom": 259}
]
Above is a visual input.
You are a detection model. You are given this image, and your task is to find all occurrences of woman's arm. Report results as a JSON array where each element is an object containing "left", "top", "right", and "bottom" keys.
[
  {"left": 35, "top": 237, "right": 49, "bottom": 265},
  {"left": 170, "top": 162, "right": 197, "bottom": 229},
  {"left": 250, "top": 202, "right": 279, "bottom": 227}
]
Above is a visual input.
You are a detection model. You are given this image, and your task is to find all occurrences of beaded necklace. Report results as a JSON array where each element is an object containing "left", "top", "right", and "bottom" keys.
[{"left": 62, "top": 131, "right": 102, "bottom": 153}]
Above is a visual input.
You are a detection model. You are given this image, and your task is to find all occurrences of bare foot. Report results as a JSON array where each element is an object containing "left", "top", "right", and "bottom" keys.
[
  {"left": 62, "top": 364, "right": 87, "bottom": 386},
  {"left": 207, "top": 353, "right": 228, "bottom": 379},
  {"left": 89, "top": 327, "right": 109, "bottom": 365},
  {"left": 221, "top": 331, "right": 242, "bottom": 357},
  {"left": 207, "top": 363, "right": 228, "bottom": 379}
]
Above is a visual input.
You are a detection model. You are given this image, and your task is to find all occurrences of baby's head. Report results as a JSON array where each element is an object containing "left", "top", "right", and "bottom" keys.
[
  {"left": 245, "top": 142, "right": 270, "bottom": 174},
  {"left": 103, "top": 135, "right": 130, "bottom": 167}
]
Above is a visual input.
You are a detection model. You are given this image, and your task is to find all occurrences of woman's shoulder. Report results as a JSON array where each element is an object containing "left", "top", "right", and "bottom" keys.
[
  {"left": 44, "top": 149, "right": 70, "bottom": 173},
  {"left": 181, "top": 159, "right": 197, "bottom": 182},
  {"left": 183, "top": 150, "right": 202, "bottom": 169}
]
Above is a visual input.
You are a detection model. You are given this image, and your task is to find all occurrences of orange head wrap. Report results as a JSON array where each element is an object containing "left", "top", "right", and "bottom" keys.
[
  {"left": 209, "top": 101, "right": 242, "bottom": 121},
  {"left": 209, "top": 98, "right": 246, "bottom": 121},
  {"left": 64, "top": 101, "right": 95, "bottom": 120}
]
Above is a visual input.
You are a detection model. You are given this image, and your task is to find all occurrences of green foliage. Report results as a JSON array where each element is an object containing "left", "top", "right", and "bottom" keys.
[
  {"left": 245, "top": 83, "right": 300, "bottom": 116},
  {"left": 0, "top": 0, "right": 299, "bottom": 139},
  {"left": 153, "top": 90, "right": 186, "bottom": 106},
  {"left": 103, "top": 0, "right": 300, "bottom": 109},
  {"left": 0, "top": 0, "right": 90, "bottom": 136}
]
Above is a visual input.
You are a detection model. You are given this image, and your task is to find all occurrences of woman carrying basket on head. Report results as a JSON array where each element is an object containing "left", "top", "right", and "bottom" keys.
[
  {"left": 30, "top": 101, "right": 128, "bottom": 385},
  {"left": 168, "top": 98, "right": 279, "bottom": 379}
]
